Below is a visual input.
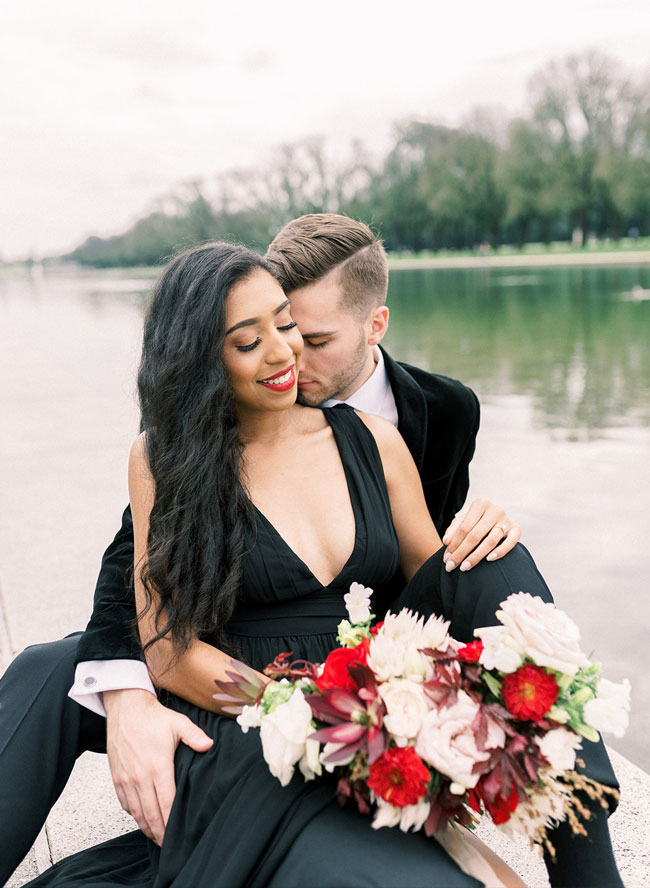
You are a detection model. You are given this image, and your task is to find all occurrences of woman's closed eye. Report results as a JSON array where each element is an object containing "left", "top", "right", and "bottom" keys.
[
  {"left": 236, "top": 338, "right": 261, "bottom": 352},
  {"left": 236, "top": 321, "right": 297, "bottom": 351}
]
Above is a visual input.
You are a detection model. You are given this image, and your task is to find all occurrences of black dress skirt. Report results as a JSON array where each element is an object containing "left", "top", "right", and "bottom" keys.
[{"left": 26, "top": 407, "right": 486, "bottom": 887}]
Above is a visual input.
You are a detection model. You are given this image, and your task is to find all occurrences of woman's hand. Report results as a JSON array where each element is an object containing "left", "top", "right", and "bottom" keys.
[{"left": 442, "top": 499, "right": 521, "bottom": 572}]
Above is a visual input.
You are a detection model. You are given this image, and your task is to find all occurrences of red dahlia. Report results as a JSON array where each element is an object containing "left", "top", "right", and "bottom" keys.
[
  {"left": 481, "top": 783, "right": 520, "bottom": 825},
  {"left": 367, "top": 746, "right": 430, "bottom": 808},
  {"left": 457, "top": 640, "right": 484, "bottom": 662},
  {"left": 316, "top": 637, "right": 370, "bottom": 692},
  {"left": 501, "top": 664, "right": 559, "bottom": 721}
]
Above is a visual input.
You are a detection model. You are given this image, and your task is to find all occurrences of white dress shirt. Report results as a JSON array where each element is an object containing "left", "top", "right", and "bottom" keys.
[{"left": 69, "top": 347, "right": 398, "bottom": 716}]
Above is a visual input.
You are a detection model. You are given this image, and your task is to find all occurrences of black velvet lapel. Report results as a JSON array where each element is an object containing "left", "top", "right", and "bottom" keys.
[{"left": 380, "top": 346, "right": 427, "bottom": 471}]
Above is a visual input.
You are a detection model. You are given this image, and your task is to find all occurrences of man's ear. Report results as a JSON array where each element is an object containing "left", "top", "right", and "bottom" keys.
[{"left": 367, "top": 306, "right": 389, "bottom": 346}]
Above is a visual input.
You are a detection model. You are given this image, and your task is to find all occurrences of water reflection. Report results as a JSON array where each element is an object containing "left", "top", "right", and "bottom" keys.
[{"left": 385, "top": 266, "right": 650, "bottom": 439}]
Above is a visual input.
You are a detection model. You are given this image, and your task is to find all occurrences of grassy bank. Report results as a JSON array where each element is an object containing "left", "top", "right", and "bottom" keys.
[{"left": 388, "top": 239, "right": 650, "bottom": 270}]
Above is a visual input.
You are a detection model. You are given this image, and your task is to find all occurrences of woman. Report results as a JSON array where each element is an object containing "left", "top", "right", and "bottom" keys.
[{"left": 26, "top": 243, "right": 615, "bottom": 887}]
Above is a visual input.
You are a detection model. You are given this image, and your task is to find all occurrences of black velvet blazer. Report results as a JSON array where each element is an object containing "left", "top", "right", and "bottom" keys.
[{"left": 76, "top": 350, "right": 479, "bottom": 662}]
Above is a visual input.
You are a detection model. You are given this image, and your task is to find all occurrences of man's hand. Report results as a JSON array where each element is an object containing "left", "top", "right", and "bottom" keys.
[
  {"left": 103, "top": 688, "right": 213, "bottom": 845},
  {"left": 442, "top": 498, "right": 521, "bottom": 572}
]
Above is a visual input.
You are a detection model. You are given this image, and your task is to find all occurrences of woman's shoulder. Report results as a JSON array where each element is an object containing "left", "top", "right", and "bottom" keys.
[
  {"left": 128, "top": 432, "right": 154, "bottom": 489},
  {"left": 354, "top": 410, "right": 403, "bottom": 448}
]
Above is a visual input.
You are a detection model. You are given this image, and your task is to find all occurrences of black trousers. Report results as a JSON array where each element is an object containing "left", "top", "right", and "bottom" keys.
[
  {"left": 0, "top": 633, "right": 106, "bottom": 884},
  {"left": 0, "top": 544, "right": 621, "bottom": 887}
]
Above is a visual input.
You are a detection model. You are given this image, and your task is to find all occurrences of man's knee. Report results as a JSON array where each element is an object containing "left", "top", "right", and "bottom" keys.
[{"left": 443, "top": 543, "right": 554, "bottom": 640}]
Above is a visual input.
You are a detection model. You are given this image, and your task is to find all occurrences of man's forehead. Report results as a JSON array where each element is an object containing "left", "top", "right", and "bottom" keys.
[{"left": 287, "top": 275, "right": 350, "bottom": 331}]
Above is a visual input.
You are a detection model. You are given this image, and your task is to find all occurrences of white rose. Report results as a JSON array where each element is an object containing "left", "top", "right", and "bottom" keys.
[
  {"left": 495, "top": 592, "right": 591, "bottom": 675},
  {"left": 537, "top": 728, "right": 583, "bottom": 772},
  {"left": 379, "top": 679, "right": 430, "bottom": 744},
  {"left": 298, "top": 737, "right": 322, "bottom": 781},
  {"left": 476, "top": 625, "right": 523, "bottom": 673},
  {"left": 583, "top": 678, "right": 631, "bottom": 738},
  {"left": 415, "top": 690, "right": 489, "bottom": 789},
  {"left": 344, "top": 582, "right": 373, "bottom": 623},
  {"left": 259, "top": 688, "right": 314, "bottom": 786}
]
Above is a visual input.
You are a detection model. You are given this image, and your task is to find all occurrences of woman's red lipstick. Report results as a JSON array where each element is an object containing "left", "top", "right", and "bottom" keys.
[{"left": 257, "top": 365, "right": 296, "bottom": 392}]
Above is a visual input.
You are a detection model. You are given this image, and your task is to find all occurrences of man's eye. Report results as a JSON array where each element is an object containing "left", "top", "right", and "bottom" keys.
[
  {"left": 236, "top": 338, "right": 261, "bottom": 352},
  {"left": 306, "top": 340, "right": 328, "bottom": 349},
  {"left": 277, "top": 322, "right": 297, "bottom": 331}
]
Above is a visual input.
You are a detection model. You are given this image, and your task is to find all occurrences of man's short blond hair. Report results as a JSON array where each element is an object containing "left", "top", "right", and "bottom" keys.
[{"left": 266, "top": 213, "right": 388, "bottom": 316}]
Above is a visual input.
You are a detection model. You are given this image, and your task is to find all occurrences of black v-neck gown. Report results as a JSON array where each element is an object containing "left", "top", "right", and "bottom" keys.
[{"left": 28, "top": 408, "right": 481, "bottom": 888}]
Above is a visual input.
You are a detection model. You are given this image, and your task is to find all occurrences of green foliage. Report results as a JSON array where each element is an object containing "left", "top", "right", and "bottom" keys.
[{"left": 63, "top": 52, "right": 650, "bottom": 268}]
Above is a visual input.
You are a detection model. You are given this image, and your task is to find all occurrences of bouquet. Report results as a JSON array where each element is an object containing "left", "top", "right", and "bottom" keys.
[{"left": 214, "top": 585, "right": 629, "bottom": 856}]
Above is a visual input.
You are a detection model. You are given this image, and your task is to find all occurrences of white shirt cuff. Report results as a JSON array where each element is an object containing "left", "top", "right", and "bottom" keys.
[{"left": 68, "top": 659, "right": 156, "bottom": 717}]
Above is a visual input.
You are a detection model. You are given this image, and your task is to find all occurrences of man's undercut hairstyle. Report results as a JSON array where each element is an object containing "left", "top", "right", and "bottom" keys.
[{"left": 266, "top": 213, "right": 389, "bottom": 317}]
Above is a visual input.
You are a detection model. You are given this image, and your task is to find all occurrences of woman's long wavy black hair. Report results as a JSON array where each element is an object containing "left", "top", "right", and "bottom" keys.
[{"left": 137, "top": 241, "right": 275, "bottom": 657}]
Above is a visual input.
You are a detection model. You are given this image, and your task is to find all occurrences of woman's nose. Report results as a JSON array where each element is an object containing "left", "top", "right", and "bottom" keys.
[{"left": 266, "top": 329, "right": 294, "bottom": 363}]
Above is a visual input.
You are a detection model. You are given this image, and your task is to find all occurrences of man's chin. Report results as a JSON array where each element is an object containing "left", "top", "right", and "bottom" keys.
[{"left": 297, "top": 389, "right": 324, "bottom": 407}]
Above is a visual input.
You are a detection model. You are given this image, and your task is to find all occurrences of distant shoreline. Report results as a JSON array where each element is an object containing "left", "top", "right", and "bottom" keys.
[{"left": 388, "top": 249, "right": 650, "bottom": 271}]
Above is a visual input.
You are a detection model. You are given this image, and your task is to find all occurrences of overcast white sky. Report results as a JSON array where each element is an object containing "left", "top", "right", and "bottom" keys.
[{"left": 1, "top": 0, "right": 649, "bottom": 260}]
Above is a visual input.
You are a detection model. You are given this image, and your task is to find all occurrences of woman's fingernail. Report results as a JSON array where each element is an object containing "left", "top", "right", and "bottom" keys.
[
  {"left": 445, "top": 560, "right": 456, "bottom": 572},
  {"left": 460, "top": 560, "right": 472, "bottom": 572},
  {"left": 442, "top": 534, "right": 450, "bottom": 545},
  {"left": 486, "top": 552, "right": 497, "bottom": 562}
]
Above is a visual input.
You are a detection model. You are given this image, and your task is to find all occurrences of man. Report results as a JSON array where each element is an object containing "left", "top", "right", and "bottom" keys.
[{"left": 0, "top": 215, "right": 618, "bottom": 886}]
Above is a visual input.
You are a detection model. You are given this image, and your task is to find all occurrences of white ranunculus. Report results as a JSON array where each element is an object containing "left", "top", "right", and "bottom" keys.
[
  {"left": 415, "top": 691, "right": 490, "bottom": 790},
  {"left": 476, "top": 625, "right": 523, "bottom": 674},
  {"left": 379, "top": 679, "right": 430, "bottom": 744},
  {"left": 537, "top": 727, "right": 583, "bottom": 772},
  {"left": 237, "top": 704, "right": 262, "bottom": 732},
  {"left": 259, "top": 688, "right": 314, "bottom": 787},
  {"left": 583, "top": 678, "right": 631, "bottom": 739},
  {"left": 367, "top": 633, "right": 409, "bottom": 682},
  {"left": 344, "top": 582, "right": 374, "bottom": 623},
  {"left": 496, "top": 592, "right": 591, "bottom": 675},
  {"left": 371, "top": 797, "right": 430, "bottom": 833}
]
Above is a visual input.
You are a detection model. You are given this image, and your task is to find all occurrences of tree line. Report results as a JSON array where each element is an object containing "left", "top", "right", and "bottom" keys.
[{"left": 66, "top": 51, "right": 650, "bottom": 268}]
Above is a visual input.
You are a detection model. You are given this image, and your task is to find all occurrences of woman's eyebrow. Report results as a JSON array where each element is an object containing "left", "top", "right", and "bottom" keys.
[{"left": 226, "top": 300, "right": 290, "bottom": 335}]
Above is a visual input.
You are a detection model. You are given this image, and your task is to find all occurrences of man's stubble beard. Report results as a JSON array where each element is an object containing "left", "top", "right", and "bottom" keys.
[{"left": 297, "top": 333, "right": 370, "bottom": 408}]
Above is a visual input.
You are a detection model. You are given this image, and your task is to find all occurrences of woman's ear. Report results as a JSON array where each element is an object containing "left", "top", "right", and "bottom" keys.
[{"left": 367, "top": 306, "right": 389, "bottom": 346}]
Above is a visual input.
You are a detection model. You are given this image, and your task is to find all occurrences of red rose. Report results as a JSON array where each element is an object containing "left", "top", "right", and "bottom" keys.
[
  {"left": 370, "top": 621, "right": 384, "bottom": 636},
  {"left": 316, "top": 638, "right": 370, "bottom": 692},
  {"left": 457, "top": 640, "right": 484, "bottom": 663},
  {"left": 367, "top": 746, "right": 431, "bottom": 808},
  {"left": 501, "top": 664, "right": 559, "bottom": 722}
]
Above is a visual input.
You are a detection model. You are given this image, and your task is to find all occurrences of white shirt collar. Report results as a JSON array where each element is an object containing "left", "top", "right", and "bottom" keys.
[{"left": 321, "top": 347, "right": 399, "bottom": 426}]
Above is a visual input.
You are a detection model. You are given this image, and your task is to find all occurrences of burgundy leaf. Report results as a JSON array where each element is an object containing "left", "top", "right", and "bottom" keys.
[
  {"left": 310, "top": 722, "right": 366, "bottom": 745},
  {"left": 366, "top": 725, "right": 387, "bottom": 764}
]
